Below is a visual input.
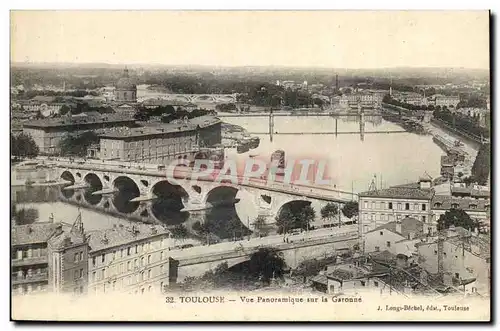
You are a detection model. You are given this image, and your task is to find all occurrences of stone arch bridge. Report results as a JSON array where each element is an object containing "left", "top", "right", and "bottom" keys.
[{"left": 42, "top": 158, "right": 357, "bottom": 231}]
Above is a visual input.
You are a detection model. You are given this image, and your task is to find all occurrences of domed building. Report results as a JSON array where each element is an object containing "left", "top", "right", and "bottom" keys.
[{"left": 114, "top": 68, "right": 137, "bottom": 103}]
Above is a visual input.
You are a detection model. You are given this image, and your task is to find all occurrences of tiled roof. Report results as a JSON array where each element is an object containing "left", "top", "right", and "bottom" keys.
[
  {"left": 367, "top": 217, "right": 424, "bottom": 238},
  {"left": 22, "top": 114, "right": 135, "bottom": 128},
  {"left": 359, "top": 184, "right": 433, "bottom": 200},
  {"left": 432, "top": 195, "right": 489, "bottom": 212},
  {"left": 99, "top": 115, "right": 220, "bottom": 139},
  {"left": 310, "top": 274, "right": 327, "bottom": 286},
  {"left": 87, "top": 223, "right": 168, "bottom": 253},
  {"left": 11, "top": 222, "right": 59, "bottom": 246},
  {"left": 326, "top": 269, "right": 355, "bottom": 281}
]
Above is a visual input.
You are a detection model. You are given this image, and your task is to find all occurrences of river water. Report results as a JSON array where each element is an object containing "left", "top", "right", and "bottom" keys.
[{"left": 13, "top": 115, "right": 445, "bottom": 239}]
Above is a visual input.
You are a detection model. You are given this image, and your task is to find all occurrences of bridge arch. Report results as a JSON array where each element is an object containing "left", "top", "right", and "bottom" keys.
[
  {"left": 150, "top": 180, "right": 189, "bottom": 223},
  {"left": 60, "top": 170, "right": 75, "bottom": 199},
  {"left": 204, "top": 184, "right": 239, "bottom": 206},
  {"left": 83, "top": 173, "right": 103, "bottom": 205},
  {"left": 112, "top": 176, "right": 140, "bottom": 214},
  {"left": 275, "top": 199, "right": 313, "bottom": 231}
]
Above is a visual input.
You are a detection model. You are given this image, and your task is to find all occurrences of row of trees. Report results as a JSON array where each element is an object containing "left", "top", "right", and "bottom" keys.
[
  {"left": 275, "top": 201, "right": 359, "bottom": 234},
  {"left": 471, "top": 143, "right": 491, "bottom": 186},
  {"left": 11, "top": 133, "right": 39, "bottom": 160},
  {"left": 133, "top": 106, "right": 214, "bottom": 122},
  {"left": 433, "top": 108, "right": 490, "bottom": 139},
  {"left": 182, "top": 247, "right": 287, "bottom": 291},
  {"left": 59, "top": 131, "right": 100, "bottom": 157}
]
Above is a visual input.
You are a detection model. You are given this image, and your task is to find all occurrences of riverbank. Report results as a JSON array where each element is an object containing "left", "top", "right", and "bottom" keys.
[{"left": 423, "top": 121, "right": 479, "bottom": 176}]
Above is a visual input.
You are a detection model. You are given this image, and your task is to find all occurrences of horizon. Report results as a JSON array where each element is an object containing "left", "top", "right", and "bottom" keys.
[{"left": 11, "top": 11, "right": 489, "bottom": 70}]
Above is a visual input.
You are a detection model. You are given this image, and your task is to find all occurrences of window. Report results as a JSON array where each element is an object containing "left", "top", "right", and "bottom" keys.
[
  {"left": 92, "top": 271, "right": 96, "bottom": 281},
  {"left": 364, "top": 201, "right": 368, "bottom": 209},
  {"left": 455, "top": 273, "right": 459, "bottom": 279},
  {"left": 379, "top": 231, "right": 383, "bottom": 236},
  {"left": 421, "top": 216, "right": 426, "bottom": 223},
  {"left": 422, "top": 204, "right": 426, "bottom": 211},
  {"left": 127, "top": 261, "right": 131, "bottom": 271},
  {"left": 79, "top": 269, "right": 84, "bottom": 278},
  {"left": 405, "top": 203, "right": 410, "bottom": 210},
  {"left": 148, "top": 269, "right": 152, "bottom": 279},
  {"left": 74, "top": 253, "right": 79, "bottom": 262},
  {"left": 434, "top": 202, "right": 442, "bottom": 208},
  {"left": 141, "top": 257, "right": 145, "bottom": 266},
  {"left": 451, "top": 203, "right": 459, "bottom": 209},
  {"left": 148, "top": 255, "right": 151, "bottom": 264},
  {"left": 101, "top": 254, "right": 105, "bottom": 263},
  {"left": 120, "top": 263, "right": 124, "bottom": 273},
  {"left": 374, "top": 281, "right": 379, "bottom": 287},
  {"left": 160, "top": 282, "right": 164, "bottom": 293},
  {"left": 134, "top": 259, "right": 138, "bottom": 268},
  {"left": 74, "top": 270, "right": 79, "bottom": 280},
  {"left": 444, "top": 252, "right": 447, "bottom": 257},
  {"left": 398, "top": 203, "right": 402, "bottom": 210},
  {"left": 434, "top": 250, "right": 437, "bottom": 255},
  {"left": 79, "top": 252, "right": 83, "bottom": 261},
  {"left": 127, "top": 247, "right": 131, "bottom": 256},
  {"left": 386, "top": 241, "right": 391, "bottom": 247},
  {"left": 135, "top": 245, "right": 138, "bottom": 254},
  {"left": 92, "top": 257, "right": 96, "bottom": 267},
  {"left": 160, "top": 251, "right": 164, "bottom": 260},
  {"left": 388, "top": 202, "right": 393, "bottom": 210}
]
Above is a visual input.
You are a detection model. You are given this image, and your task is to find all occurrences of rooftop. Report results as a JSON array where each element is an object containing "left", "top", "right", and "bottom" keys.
[
  {"left": 367, "top": 217, "right": 424, "bottom": 238},
  {"left": 359, "top": 183, "right": 434, "bottom": 200},
  {"left": 22, "top": 114, "right": 135, "bottom": 128},
  {"left": 12, "top": 222, "right": 59, "bottom": 246},
  {"left": 99, "top": 115, "right": 220, "bottom": 140},
  {"left": 432, "top": 195, "right": 490, "bottom": 212},
  {"left": 87, "top": 223, "right": 168, "bottom": 253}
]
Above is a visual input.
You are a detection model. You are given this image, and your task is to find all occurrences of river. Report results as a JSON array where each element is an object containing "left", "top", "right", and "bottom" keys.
[{"left": 12, "top": 115, "right": 446, "bottom": 240}]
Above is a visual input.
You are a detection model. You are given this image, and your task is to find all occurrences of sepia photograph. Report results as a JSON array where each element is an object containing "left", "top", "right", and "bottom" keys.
[{"left": 9, "top": 9, "right": 491, "bottom": 322}]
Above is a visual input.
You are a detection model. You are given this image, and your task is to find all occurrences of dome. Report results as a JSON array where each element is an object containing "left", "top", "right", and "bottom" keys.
[{"left": 115, "top": 68, "right": 136, "bottom": 90}]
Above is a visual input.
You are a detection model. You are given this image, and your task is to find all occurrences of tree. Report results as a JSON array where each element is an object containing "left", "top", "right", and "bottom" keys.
[
  {"left": 298, "top": 205, "right": 316, "bottom": 230},
  {"left": 471, "top": 143, "right": 490, "bottom": 185},
  {"left": 320, "top": 203, "right": 338, "bottom": 224},
  {"left": 341, "top": 201, "right": 359, "bottom": 219},
  {"left": 11, "top": 133, "right": 39, "bottom": 159},
  {"left": 275, "top": 208, "right": 295, "bottom": 235},
  {"left": 59, "top": 131, "right": 99, "bottom": 157},
  {"left": 59, "top": 104, "right": 71, "bottom": 116},
  {"left": 294, "top": 259, "right": 324, "bottom": 278},
  {"left": 248, "top": 247, "right": 287, "bottom": 284},
  {"left": 437, "top": 209, "right": 478, "bottom": 231},
  {"left": 252, "top": 215, "right": 270, "bottom": 237},
  {"left": 12, "top": 204, "right": 39, "bottom": 225}
]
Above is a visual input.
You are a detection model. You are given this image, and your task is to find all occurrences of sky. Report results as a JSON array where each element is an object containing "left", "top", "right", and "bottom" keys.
[{"left": 10, "top": 11, "right": 490, "bottom": 69}]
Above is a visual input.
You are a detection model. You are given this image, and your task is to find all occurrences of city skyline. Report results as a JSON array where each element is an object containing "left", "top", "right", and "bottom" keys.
[{"left": 11, "top": 11, "right": 489, "bottom": 69}]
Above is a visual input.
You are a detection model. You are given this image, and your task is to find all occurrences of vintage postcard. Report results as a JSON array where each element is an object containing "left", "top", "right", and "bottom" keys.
[{"left": 10, "top": 10, "right": 491, "bottom": 322}]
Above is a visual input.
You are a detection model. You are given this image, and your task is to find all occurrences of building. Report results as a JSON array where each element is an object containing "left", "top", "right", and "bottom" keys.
[
  {"left": 47, "top": 216, "right": 89, "bottom": 294},
  {"left": 11, "top": 220, "right": 59, "bottom": 295},
  {"left": 431, "top": 195, "right": 490, "bottom": 227},
  {"left": 417, "top": 228, "right": 490, "bottom": 296},
  {"left": 358, "top": 177, "right": 435, "bottom": 239},
  {"left": 22, "top": 114, "right": 136, "bottom": 155},
  {"left": 339, "top": 93, "right": 383, "bottom": 109},
  {"left": 363, "top": 217, "right": 424, "bottom": 256},
  {"left": 433, "top": 95, "right": 460, "bottom": 108},
  {"left": 12, "top": 213, "right": 178, "bottom": 296},
  {"left": 114, "top": 68, "right": 137, "bottom": 103},
  {"left": 86, "top": 223, "right": 173, "bottom": 295},
  {"left": 98, "top": 115, "right": 221, "bottom": 164}
]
